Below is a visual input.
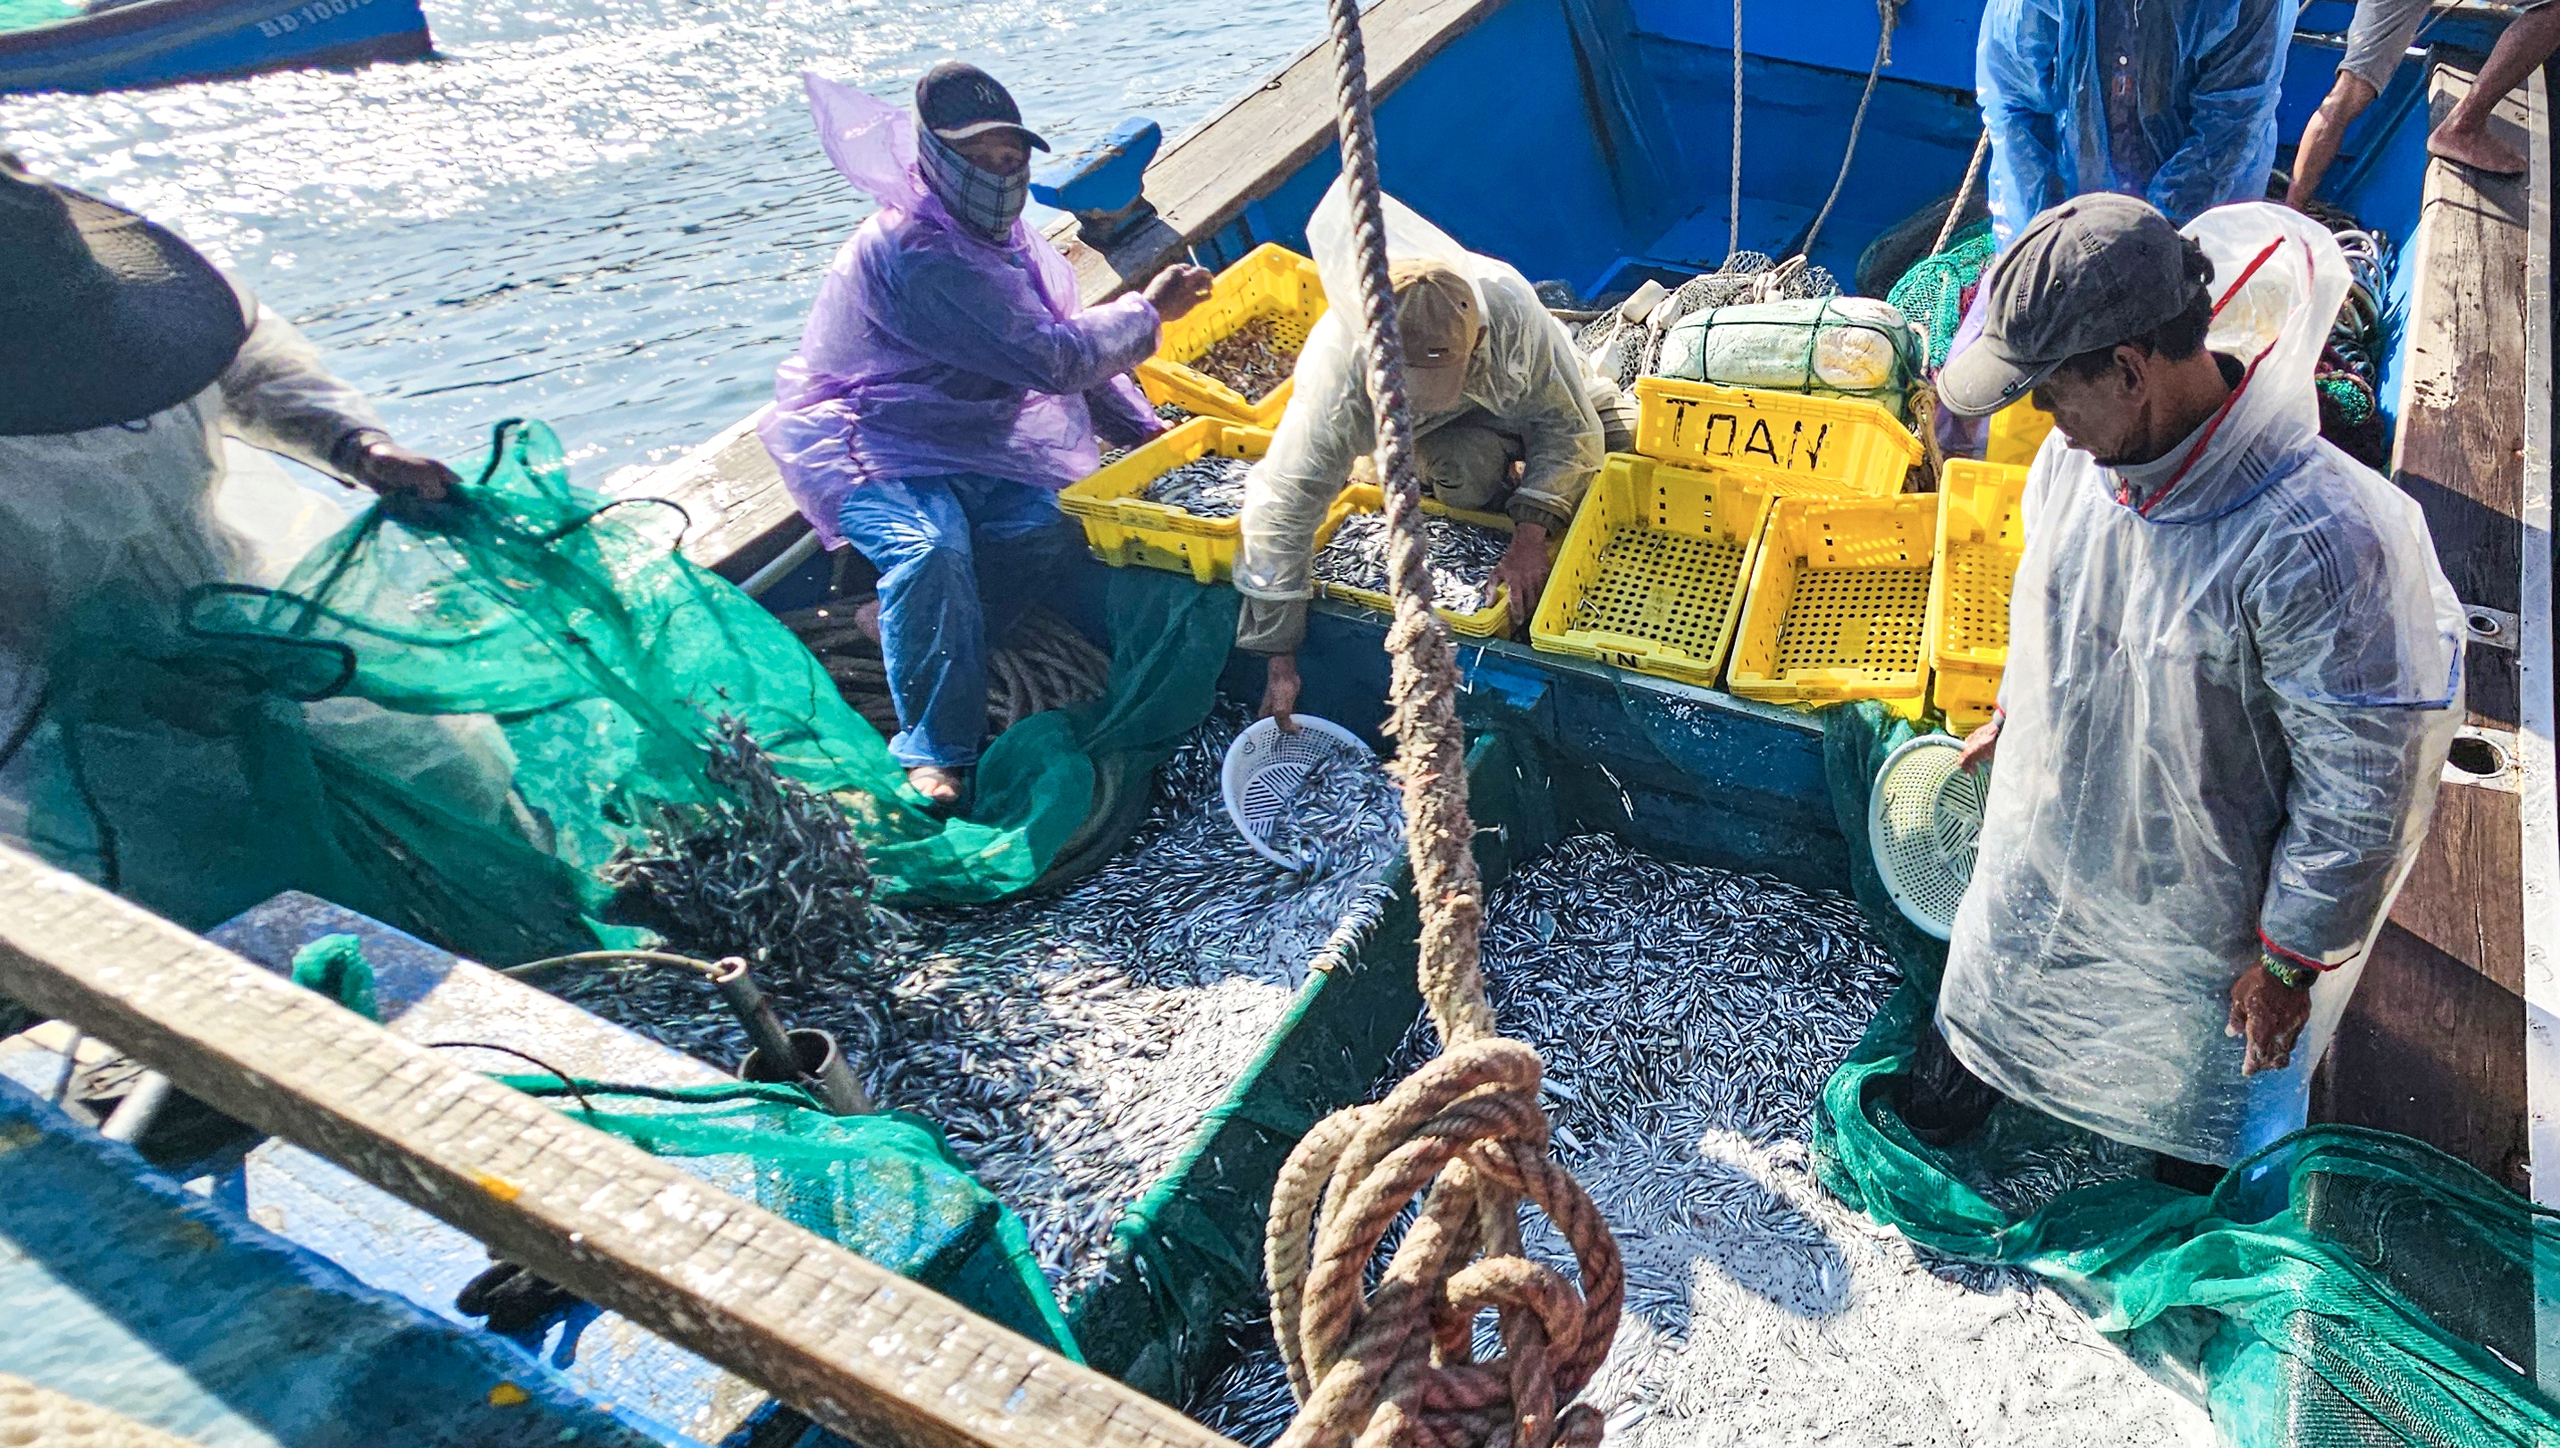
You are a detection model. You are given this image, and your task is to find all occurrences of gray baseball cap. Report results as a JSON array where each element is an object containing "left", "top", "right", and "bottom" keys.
[{"left": 1937, "top": 193, "right": 2214, "bottom": 418}]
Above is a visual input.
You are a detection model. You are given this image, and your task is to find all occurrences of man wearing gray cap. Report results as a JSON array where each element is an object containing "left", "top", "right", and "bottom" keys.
[{"left": 1907, "top": 194, "right": 2464, "bottom": 1184}]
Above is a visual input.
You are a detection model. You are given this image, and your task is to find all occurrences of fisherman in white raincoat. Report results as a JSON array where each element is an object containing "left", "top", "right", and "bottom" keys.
[
  {"left": 1235, "top": 182, "right": 1630, "bottom": 723},
  {"left": 0, "top": 160, "right": 478, "bottom": 858},
  {"left": 1919, "top": 195, "right": 2463, "bottom": 1182}
]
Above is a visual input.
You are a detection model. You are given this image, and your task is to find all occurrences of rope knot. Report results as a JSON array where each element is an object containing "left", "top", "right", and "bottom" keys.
[{"left": 1267, "top": 1038, "right": 1624, "bottom": 1448}]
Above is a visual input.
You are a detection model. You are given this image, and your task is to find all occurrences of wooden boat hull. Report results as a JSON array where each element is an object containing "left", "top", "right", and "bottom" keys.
[{"left": 0, "top": 0, "right": 428, "bottom": 95}]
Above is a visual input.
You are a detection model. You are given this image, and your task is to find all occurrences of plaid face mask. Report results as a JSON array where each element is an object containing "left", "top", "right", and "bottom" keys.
[{"left": 918, "top": 129, "right": 1028, "bottom": 242}]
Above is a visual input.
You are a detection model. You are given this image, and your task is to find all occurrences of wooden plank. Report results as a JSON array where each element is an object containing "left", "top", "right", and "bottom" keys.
[
  {"left": 1045, "top": 0, "right": 1508, "bottom": 301},
  {"left": 2388, "top": 776, "right": 2527, "bottom": 996},
  {"left": 2314, "top": 922, "right": 2530, "bottom": 1193},
  {"left": 0, "top": 843, "right": 1239, "bottom": 1448},
  {"left": 2394, "top": 63, "right": 2533, "bottom": 725},
  {"left": 2317, "top": 63, "right": 2544, "bottom": 1178}
]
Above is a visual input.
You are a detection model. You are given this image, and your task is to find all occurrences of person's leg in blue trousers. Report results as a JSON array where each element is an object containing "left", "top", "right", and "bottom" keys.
[{"left": 834, "top": 473, "right": 1072, "bottom": 774}]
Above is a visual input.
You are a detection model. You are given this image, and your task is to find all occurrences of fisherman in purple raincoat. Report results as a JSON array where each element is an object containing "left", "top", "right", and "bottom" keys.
[{"left": 760, "top": 63, "right": 1212, "bottom": 807}]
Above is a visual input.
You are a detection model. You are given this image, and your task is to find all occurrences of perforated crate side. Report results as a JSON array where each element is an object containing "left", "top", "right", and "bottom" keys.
[
  {"left": 1530, "top": 454, "right": 1773, "bottom": 686},
  {"left": 1728, "top": 494, "right": 1936, "bottom": 710}
]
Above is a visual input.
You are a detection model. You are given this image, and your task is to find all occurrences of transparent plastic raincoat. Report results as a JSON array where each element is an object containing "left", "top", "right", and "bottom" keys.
[
  {"left": 759, "top": 73, "right": 1163, "bottom": 552},
  {"left": 1939, "top": 204, "right": 2464, "bottom": 1166},
  {"left": 1234, "top": 182, "right": 1607, "bottom": 621},
  {"left": 1978, "top": 0, "right": 2295, "bottom": 248},
  {"left": 0, "top": 300, "right": 528, "bottom": 857}
]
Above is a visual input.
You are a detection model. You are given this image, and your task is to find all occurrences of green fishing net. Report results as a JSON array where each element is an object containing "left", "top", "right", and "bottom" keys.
[
  {"left": 26, "top": 418, "right": 1235, "bottom": 964},
  {"left": 1885, "top": 222, "right": 1997, "bottom": 373},
  {"left": 495, "top": 1076, "right": 1077, "bottom": 1358},
  {"left": 1815, "top": 703, "right": 2560, "bottom": 1446}
]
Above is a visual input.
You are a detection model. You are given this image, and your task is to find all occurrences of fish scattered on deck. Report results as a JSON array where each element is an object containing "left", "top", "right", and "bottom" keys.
[
  {"left": 1191, "top": 834, "right": 2187, "bottom": 1448},
  {"left": 553, "top": 705, "right": 1405, "bottom": 1300}
]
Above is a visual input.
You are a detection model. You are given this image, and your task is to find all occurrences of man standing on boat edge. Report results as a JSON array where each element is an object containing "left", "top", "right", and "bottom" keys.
[
  {"left": 759, "top": 64, "right": 1214, "bottom": 809},
  {"left": 1912, "top": 195, "right": 2463, "bottom": 1187},
  {"left": 1975, "top": 0, "right": 2293, "bottom": 248},
  {"left": 1236, "top": 185, "right": 1628, "bottom": 725}
]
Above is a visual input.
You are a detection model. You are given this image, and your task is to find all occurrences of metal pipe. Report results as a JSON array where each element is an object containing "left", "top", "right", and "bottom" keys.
[
  {"left": 738, "top": 528, "right": 823, "bottom": 599},
  {"left": 712, "top": 956, "right": 871, "bottom": 1115},
  {"left": 99, "top": 1070, "right": 172, "bottom": 1143}
]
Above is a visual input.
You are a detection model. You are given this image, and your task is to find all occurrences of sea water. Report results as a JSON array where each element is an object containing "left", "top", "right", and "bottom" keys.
[{"left": 0, "top": 0, "right": 1323, "bottom": 483}]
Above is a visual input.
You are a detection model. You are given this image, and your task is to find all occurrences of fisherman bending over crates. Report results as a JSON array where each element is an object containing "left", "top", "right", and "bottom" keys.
[
  {"left": 1237, "top": 185, "right": 1631, "bottom": 724},
  {"left": 1912, "top": 194, "right": 2462, "bottom": 1189},
  {"left": 759, "top": 63, "right": 1214, "bottom": 809}
]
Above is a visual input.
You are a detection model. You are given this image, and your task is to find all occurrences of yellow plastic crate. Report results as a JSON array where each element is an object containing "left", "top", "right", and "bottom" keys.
[
  {"left": 1318, "top": 483, "right": 1518, "bottom": 637},
  {"left": 1137, "top": 244, "right": 1326, "bottom": 427},
  {"left": 1061, "top": 418, "right": 1287, "bottom": 583},
  {"left": 1529, "top": 453, "right": 1777, "bottom": 688},
  {"left": 1728, "top": 492, "right": 1938, "bottom": 713},
  {"left": 1927, "top": 459, "right": 2029, "bottom": 729},
  {"left": 1633, "top": 377, "right": 1922, "bottom": 498},
  {"left": 1984, "top": 397, "right": 2056, "bottom": 467}
]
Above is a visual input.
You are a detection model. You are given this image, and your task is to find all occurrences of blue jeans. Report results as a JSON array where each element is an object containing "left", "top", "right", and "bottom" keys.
[{"left": 836, "top": 473, "right": 1075, "bottom": 769}]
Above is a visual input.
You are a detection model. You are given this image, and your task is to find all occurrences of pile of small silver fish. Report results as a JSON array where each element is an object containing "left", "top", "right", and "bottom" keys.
[
  {"left": 1311, "top": 510, "right": 1511, "bottom": 611},
  {"left": 597, "top": 718, "right": 901, "bottom": 1018},
  {"left": 1142, "top": 455, "right": 1254, "bottom": 519},
  {"left": 1189, "top": 317, "right": 1296, "bottom": 402},
  {"left": 1191, "top": 835, "right": 2188, "bottom": 1448},
  {"left": 1101, "top": 404, "right": 1201, "bottom": 466},
  {"left": 557, "top": 706, "right": 1406, "bottom": 1302}
]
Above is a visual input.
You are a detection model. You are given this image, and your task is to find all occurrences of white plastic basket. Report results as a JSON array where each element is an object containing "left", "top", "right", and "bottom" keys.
[
  {"left": 1866, "top": 733, "right": 1986, "bottom": 940},
  {"left": 1221, "top": 714, "right": 1373, "bottom": 869}
]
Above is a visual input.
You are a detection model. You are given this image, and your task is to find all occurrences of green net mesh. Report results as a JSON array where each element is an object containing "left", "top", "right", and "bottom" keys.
[
  {"left": 1885, "top": 222, "right": 1997, "bottom": 373},
  {"left": 1815, "top": 703, "right": 2560, "bottom": 1446},
  {"left": 495, "top": 1076, "right": 1077, "bottom": 1358},
  {"left": 25, "top": 418, "right": 1235, "bottom": 964}
]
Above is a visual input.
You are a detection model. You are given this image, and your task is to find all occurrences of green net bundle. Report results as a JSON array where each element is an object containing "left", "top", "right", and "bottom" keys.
[
  {"left": 497, "top": 1076, "right": 1078, "bottom": 1357},
  {"left": 26, "top": 418, "right": 1235, "bottom": 965},
  {"left": 1817, "top": 704, "right": 2560, "bottom": 1447},
  {"left": 1885, "top": 222, "right": 1998, "bottom": 373}
]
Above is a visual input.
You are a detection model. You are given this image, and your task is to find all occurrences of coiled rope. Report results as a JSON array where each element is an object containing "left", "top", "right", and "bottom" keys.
[{"left": 1263, "top": 4, "right": 1624, "bottom": 1446}]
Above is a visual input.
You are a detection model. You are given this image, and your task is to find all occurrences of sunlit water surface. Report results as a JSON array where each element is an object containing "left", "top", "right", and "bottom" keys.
[{"left": 2, "top": 0, "right": 1324, "bottom": 482}]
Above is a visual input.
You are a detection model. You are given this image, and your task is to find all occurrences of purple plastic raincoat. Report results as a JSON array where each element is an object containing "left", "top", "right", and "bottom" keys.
[{"left": 760, "top": 73, "right": 1163, "bottom": 550}]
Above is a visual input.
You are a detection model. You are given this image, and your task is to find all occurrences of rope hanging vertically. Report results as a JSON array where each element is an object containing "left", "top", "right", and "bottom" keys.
[
  {"left": 1729, "top": 0, "right": 1745, "bottom": 261},
  {"left": 1796, "top": 0, "right": 1901, "bottom": 262},
  {"left": 1931, "top": 127, "right": 1993, "bottom": 257},
  {"left": 1262, "top": 3, "right": 1624, "bottom": 1446}
]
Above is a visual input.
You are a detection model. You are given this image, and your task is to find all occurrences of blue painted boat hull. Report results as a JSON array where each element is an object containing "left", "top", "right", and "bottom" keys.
[{"left": 0, "top": 0, "right": 428, "bottom": 95}]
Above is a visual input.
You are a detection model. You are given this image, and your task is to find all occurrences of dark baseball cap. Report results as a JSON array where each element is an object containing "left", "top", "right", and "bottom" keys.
[
  {"left": 1938, "top": 193, "right": 2214, "bottom": 417},
  {"left": 915, "top": 61, "right": 1049, "bottom": 152}
]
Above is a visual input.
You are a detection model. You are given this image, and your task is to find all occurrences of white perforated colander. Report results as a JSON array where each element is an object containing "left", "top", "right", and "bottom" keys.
[
  {"left": 1867, "top": 734, "right": 1987, "bottom": 940},
  {"left": 1222, "top": 714, "right": 1371, "bottom": 869}
]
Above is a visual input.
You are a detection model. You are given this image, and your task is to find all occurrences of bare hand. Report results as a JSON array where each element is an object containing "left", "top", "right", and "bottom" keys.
[
  {"left": 351, "top": 438, "right": 458, "bottom": 501},
  {"left": 1143, "top": 264, "right": 1216, "bottom": 324},
  {"left": 1258, "top": 652, "right": 1301, "bottom": 732},
  {"left": 1490, "top": 523, "right": 1552, "bottom": 624},
  {"left": 2227, "top": 964, "right": 2315, "bottom": 1075},
  {"left": 1958, "top": 716, "right": 2001, "bottom": 772}
]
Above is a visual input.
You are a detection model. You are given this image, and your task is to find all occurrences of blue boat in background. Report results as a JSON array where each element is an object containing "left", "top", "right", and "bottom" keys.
[{"left": 0, "top": 0, "right": 428, "bottom": 95}]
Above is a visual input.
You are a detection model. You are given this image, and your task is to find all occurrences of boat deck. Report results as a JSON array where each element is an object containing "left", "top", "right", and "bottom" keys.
[{"left": 2309, "top": 62, "right": 2554, "bottom": 1201}]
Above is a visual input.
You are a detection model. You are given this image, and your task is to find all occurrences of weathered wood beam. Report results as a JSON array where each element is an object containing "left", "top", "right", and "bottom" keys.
[{"left": 0, "top": 844, "right": 1239, "bottom": 1448}]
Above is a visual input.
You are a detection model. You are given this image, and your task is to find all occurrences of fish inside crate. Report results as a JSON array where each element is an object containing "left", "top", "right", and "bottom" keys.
[{"left": 551, "top": 704, "right": 1407, "bottom": 1303}]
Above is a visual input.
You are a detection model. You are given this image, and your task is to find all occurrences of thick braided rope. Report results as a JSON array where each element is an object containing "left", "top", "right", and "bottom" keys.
[{"left": 1264, "top": 4, "right": 1623, "bottom": 1445}]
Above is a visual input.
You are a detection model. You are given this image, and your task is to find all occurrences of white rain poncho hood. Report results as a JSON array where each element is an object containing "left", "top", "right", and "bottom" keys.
[
  {"left": 1939, "top": 203, "right": 2464, "bottom": 1165},
  {"left": 1234, "top": 181, "right": 1606, "bottom": 604}
]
